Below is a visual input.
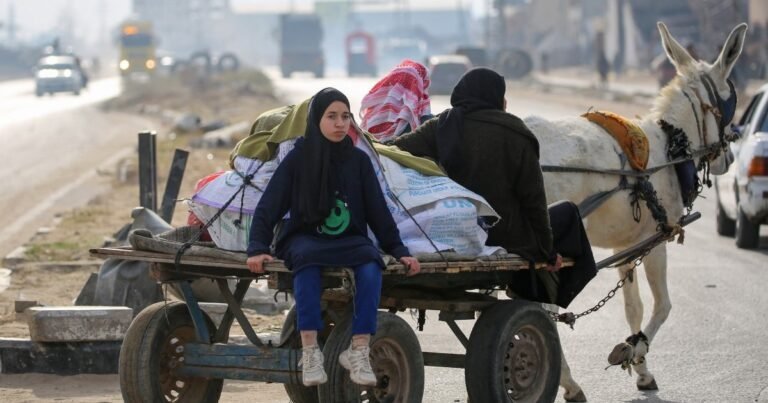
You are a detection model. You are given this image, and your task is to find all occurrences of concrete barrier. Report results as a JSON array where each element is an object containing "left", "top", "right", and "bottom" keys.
[
  {"left": 0, "top": 338, "right": 120, "bottom": 374},
  {"left": 27, "top": 306, "right": 133, "bottom": 342}
]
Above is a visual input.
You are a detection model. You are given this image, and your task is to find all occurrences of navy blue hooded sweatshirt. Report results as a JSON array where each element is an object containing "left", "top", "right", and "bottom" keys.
[{"left": 247, "top": 137, "right": 410, "bottom": 271}]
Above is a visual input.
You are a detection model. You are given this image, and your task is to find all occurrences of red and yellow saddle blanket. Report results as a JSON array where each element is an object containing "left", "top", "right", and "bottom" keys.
[{"left": 582, "top": 110, "right": 649, "bottom": 171}]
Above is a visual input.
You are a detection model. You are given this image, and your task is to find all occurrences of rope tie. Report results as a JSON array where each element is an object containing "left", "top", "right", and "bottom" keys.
[
  {"left": 629, "top": 178, "right": 670, "bottom": 233},
  {"left": 174, "top": 162, "right": 265, "bottom": 270},
  {"left": 234, "top": 173, "right": 256, "bottom": 229}
]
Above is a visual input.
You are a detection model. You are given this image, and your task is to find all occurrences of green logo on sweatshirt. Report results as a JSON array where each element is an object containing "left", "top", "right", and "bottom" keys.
[{"left": 320, "top": 198, "right": 350, "bottom": 235}]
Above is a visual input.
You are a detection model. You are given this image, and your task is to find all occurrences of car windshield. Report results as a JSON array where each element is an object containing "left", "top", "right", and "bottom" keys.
[
  {"left": 432, "top": 63, "right": 467, "bottom": 77},
  {"left": 757, "top": 98, "right": 768, "bottom": 133},
  {"left": 39, "top": 63, "right": 75, "bottom": 70},
  {"left": 121, "top": 33, "right": 152, "bottom": 47}
]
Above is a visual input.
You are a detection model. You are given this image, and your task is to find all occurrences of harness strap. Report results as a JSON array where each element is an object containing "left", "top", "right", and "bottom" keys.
[{"left": 577, "top": 183, "right": 627, "bottom": 218}]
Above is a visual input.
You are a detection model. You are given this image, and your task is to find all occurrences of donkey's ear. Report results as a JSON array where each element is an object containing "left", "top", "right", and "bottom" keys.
[
  {"left": 714, "top": 23, "right": 748, "bottom": 79},
  {"left": 658, "top": 22, "right": 694, "bottom": 70}
]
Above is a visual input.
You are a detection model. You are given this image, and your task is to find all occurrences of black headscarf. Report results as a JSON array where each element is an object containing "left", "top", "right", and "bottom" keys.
[
  {"left": 297, "top": 87, "right": 354, "bottom": 226},
  {"left": 436, "top": 67, "right": 506, "bottom": 172}
]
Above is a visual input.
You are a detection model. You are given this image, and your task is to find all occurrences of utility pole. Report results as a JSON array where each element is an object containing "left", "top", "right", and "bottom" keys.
[
  {"left": 99, "top": 0, "right": 106, "bottom": 52},
  {"left": 7, "top": 1, "right": 16, "bottom": 43}
]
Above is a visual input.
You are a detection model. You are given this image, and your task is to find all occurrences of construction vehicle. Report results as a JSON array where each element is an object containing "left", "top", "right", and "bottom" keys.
[
  {"left": 118, "top": 20, "right": 157, "bottom": 77},
  {"left": 278, "top": 13, "right": 324, "bottom": 78}
]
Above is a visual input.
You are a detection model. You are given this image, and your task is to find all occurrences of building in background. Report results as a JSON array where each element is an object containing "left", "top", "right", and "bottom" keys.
[
  {"left": 227, "top": 0, "right": 469, "bottom": 72},
  {"left": 131, "top": 0, "right": 232, "bottom": 58}
]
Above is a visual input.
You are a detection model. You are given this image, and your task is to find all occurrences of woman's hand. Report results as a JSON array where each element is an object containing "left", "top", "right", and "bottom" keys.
[
  {"left": 246, "top": 254, "right": 274, "bottom": 274},
  {"left": 546, "top": 253, "right": 563, "bottom": 272},
  {"left": 399, "top": 256, "right": 421, "bottom": 276}
]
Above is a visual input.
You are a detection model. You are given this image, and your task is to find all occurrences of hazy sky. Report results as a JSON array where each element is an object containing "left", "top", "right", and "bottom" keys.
[
  {"left": 0, "top": 0, "right": 486, "bottom": 44},
  {"left": 0, "top": 0, "right": 131, "bottom": 44}
]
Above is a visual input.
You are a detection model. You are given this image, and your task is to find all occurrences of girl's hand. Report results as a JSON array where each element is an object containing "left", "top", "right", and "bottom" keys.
[
  {"left": 246, "top": 254, "right": 274, "bottom": 274},
  {"left": 546, "top": 254, "right": 563, "bottom": 272},
  {"left": 399, "top": 256, "right": 421, "bottom": 276}
]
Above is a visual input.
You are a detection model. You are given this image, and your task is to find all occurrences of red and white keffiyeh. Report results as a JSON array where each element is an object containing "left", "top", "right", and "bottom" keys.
[{"left": 359, "top": 59, "right": 431, "bottom": 142}]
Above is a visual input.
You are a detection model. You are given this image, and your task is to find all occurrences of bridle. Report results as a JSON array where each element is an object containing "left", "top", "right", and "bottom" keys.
[{"left": 681, "top": 72, "right": 739, "bottom": 163}]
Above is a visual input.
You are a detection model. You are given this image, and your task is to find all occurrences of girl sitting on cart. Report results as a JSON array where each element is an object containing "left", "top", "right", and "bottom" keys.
[{"left": 246, "top": 87, "right": 421, "bottom": 387}]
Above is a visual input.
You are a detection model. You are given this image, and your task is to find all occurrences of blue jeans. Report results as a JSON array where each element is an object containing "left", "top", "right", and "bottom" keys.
[{"left": 293, "top": 261, "right": 382, "bottom": 335}]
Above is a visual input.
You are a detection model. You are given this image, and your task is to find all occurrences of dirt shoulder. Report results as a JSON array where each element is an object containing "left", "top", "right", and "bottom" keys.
[{"left": 0, "top": 69, "right": 285, "bottom": 337}]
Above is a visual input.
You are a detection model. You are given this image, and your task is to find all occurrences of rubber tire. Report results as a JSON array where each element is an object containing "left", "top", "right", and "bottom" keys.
[
  {"left": 465, "top": 300, "right": 561, "bottom": 403},
  {"left": 716, "top": 199, "right": 736, "bottom": 237},
  {"left": 217, "top": 52, "right": 240, "bottom": 72},
  {"left": 736, "top": 207, "right": 760, "bottom": 249},
  {"left": 119, "top": 301, "right": 223, "bottom": 402},
  {"left": 318, "top": 312, "right": 424, "bottom": 403}
]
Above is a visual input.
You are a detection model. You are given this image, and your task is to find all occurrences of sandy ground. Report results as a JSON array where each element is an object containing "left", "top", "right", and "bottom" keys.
[
  {"left": 0, "top": 71, "right": 294, "bottom": 401},
  {"left": 0, "top": 375, "right": 292, "bottom": 402}
]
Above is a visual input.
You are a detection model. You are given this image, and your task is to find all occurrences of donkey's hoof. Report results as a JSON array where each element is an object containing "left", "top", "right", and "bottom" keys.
[
  {"left": 564, "top": 390, "right": 587, "bottom": 402},
  {"left": 607, "top": 342, "right": 633, "bottom": 365},
  {"left": 637, "top": 379, "right": 658, "bottom": 391}
]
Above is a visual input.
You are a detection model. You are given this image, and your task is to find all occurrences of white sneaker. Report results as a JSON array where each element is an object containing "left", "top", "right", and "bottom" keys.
[
  {"left": 339, "top": 345, "right": 377, "bottom": 386},
  {"left": 300, "top": 345, "right": 328, "bottom": 386}
]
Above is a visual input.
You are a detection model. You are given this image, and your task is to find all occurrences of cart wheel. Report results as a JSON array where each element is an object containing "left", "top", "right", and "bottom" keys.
[
  {"left": 281, "top": 305, "right": 340, "bottom": 403},
  {"left": 465, "top": 300, "right": 561, "bottom": 403},
  {"left": 282, "top": 306, "right": 317, "bottom": 403},
  {"left": 318, "top": 312, "right": 424, "bottom": 403},
  {"left": 119, "top": 301, "right": 222, "bottom": 402}
]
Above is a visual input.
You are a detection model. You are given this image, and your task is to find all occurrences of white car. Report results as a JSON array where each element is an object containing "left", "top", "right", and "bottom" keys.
[
  {"left": 715, "top": 84, "right": 768, "bottom": 248},
  {"left": 35, "top": 55, "right": 85, "bottom": 96}
]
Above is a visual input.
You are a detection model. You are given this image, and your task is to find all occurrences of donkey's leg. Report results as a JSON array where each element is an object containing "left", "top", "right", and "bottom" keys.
[
  {"left": 632, "top": 245, "right": 670, "bottom": 390},
  {"left": 605, "top": 254, "right": 645, "bottom": 379},
  {"left": 618, "top": 256, "right": 644, "bottom": 334},
  {"left": 560, "top": 345, "right": 587, "bottom": 402}
]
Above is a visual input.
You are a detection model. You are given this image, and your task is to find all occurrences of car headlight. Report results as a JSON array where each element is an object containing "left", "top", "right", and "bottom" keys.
[
  {"left": 145, "top": 59, "right": 156, "bottom": 69},
  {"left": 62, "top": 69, "right": 72, "bottom": 77},
  {"left": 119, "top": 60, "right": 130, "bottom": 70}
]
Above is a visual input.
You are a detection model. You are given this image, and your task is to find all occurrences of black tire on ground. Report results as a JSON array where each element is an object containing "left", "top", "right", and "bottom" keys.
[
  {"left": 119, "top": 301, "right": 223, "bottom": 403},
  {"left": 465, "top": 300, "right": 561, "bottom": 403},
  {"left": 217, "top": 52, "right": 240, "bottom": 72},
  {"left": 318, "top": 312, "right": 424, "bottom": 403},
  {"left": 736, "top": 207, "right": 760, "bottom": 249},
  {"left": 496, "top": 49, "right": 533, "bottom": 79},
  {"left": 716, "top": 198, "right": 736, "bottom": 237}
]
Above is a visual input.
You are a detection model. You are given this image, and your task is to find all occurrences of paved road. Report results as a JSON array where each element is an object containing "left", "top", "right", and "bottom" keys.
[
  {"left": 0, "top": 77, "right": 155, "bottom": 258},
  {"left": 1, "top": 70, "right": 766, "bottom": 402},
  {"left": 265, "top": 70, "right": 768, "bottom": 402}
]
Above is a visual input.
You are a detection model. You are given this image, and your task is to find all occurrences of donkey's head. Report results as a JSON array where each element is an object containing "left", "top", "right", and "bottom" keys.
[{"left": 656, "top": 22, "right": 747, "bottom": 175}]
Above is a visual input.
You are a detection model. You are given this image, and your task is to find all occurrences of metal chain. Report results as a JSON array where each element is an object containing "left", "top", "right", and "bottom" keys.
[{"left": 551, "top": 246, "right": 655, "bottom": 329}]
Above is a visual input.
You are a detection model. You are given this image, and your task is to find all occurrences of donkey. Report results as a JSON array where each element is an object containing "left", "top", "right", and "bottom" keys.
[{"left": 525, "top": 22, "right": 747, "bottom": 400}]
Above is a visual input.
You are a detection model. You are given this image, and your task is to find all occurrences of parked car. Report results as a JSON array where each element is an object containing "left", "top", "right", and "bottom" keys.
[
  {"left": 35, "top": 55, "right": 85, "bottom": 96},
  {"left": 427, "top": 54, "right": 472, "bottom": 95},
  {"left": 714, "top": 83, "right": 768, "bottom": 248}
]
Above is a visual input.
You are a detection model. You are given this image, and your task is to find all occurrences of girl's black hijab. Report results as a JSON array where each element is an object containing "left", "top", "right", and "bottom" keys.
[
  {"left": 297, "top": 87, "right": 354, "bottom": 226},
  {"left": 436, "top": 67, "right": 506, "bottom": 172}
]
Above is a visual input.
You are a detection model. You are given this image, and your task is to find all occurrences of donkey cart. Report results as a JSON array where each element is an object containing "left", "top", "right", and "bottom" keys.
[{"left": 89, "top": 212, "right": 698, "bottom": 403}]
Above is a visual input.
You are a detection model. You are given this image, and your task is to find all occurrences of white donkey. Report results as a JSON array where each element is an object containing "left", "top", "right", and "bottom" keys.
[{"left": 525, "top": 22, "right": 747, "bottom": 401}]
